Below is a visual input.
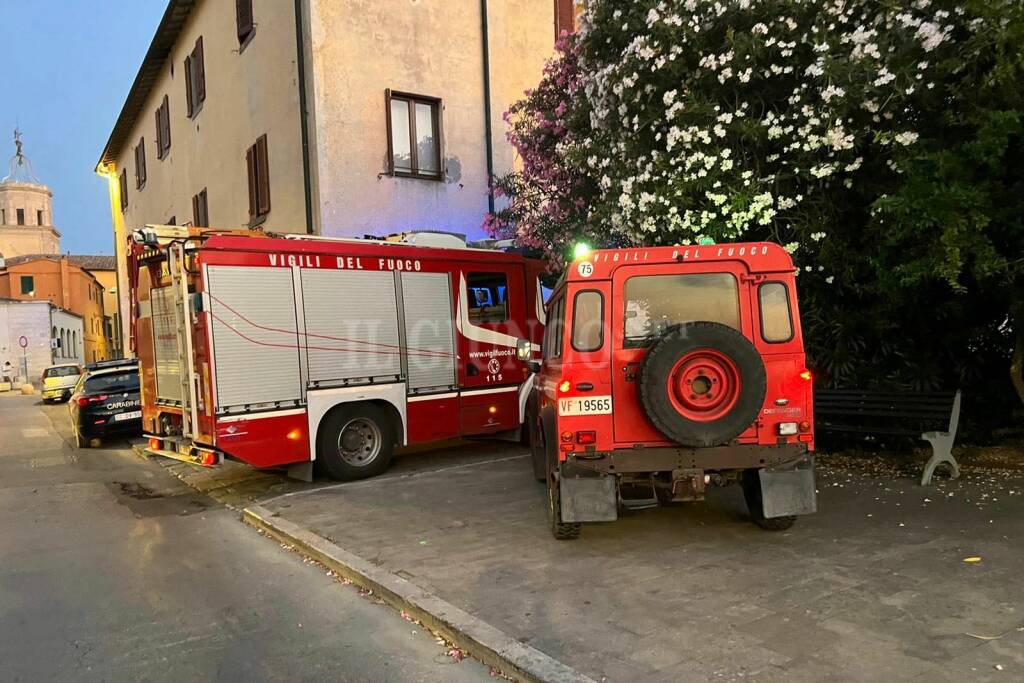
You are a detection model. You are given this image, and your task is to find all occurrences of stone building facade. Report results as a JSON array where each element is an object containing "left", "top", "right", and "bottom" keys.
[
  {"left": 98, "top": 0, "right": 576, "bottom": 352},
  {"left": 0, "top": 256, "right": 109, "bottom": 364}
]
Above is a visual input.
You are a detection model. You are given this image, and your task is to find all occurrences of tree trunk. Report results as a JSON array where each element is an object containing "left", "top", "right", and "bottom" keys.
[
  {"left": 1012, "top": 329, "right": 1024, "bottom": 408},
  {"left": 1012, "top": 302, "right": 1024, "bottom": 408}
]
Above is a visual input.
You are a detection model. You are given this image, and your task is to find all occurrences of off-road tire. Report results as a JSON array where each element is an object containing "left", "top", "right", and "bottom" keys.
[
  {"left": 742, "top": 469, "right": 797, "bottom": 531},
  {"left": 548, "top": 464, "right": 581, "bottom": 540},
  {"left": 316, "top": 403, "right": 395, "bottom": 481},
  {"left": 639, "top": 321, "right": 767, "bottom": 447}
]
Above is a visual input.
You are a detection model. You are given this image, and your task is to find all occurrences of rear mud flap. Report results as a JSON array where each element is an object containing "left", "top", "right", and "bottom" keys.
[
  {"left": 759, "top": 456, "right": 816, "bottom": 518},
  {"left": 560, "top": 475, "right": 618, "bottom": 523}
]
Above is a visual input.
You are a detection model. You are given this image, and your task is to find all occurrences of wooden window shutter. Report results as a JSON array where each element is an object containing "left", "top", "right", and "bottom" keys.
[
  {"left": 185, "top": 55, "right": 194, "bottom": 117},
  {"left": 192, "top": 193, "right": 199, "bottom": 226},
  {"left": 236, "top": 0, "right": 254, "bottom": 43},
  {"left": 138, "top": 138, "right": 146, "bottom": 187},
  {"left": 195, "top": 37, "right": 206, "bottom": 103},
  {"left": 161, "top": 95, "right": 171, "bottom": 155},
  {"left": 256, "top": 135, "right": 270, "bottom": 216},
  {"left": 119, "top": 169, "right": 128, "bottom": 211},
  {"left": 155, "top": 108, "right": 163, "bottom": 159},
  {"left": 246, "top": 145, "right": 257, "bottom": 221}
]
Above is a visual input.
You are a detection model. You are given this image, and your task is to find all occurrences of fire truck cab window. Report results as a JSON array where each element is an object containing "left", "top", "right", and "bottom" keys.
[{"left": 466, "top": 273, "right": 508, "bottom": 323}]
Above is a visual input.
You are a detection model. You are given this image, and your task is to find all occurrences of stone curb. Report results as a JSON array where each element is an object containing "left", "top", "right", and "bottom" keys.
[{"left": 243, "top": 504, "right": 596, "bottom": 683}]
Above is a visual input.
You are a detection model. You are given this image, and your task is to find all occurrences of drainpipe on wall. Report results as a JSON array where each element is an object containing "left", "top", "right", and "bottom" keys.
[
  {"left": 294, "top": 0, "right": 315, "bottom": 234},
  {"left": 480, "top": 0, "right": 496, "bottom": 215}
]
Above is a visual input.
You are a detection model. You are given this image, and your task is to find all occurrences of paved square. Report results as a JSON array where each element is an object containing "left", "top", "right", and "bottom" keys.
[{"left": 261, "top": 447, "right": 1024, "bottom": 681}]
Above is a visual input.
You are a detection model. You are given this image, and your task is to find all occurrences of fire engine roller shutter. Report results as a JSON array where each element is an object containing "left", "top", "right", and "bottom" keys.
[
  {"left": 401, "top": 271, "right": 457, "bottom": 392},
  {"left": 300, "top": 269, "right": 402, "bottom": 383},
  {"left": 150, "top": 286, "right": 182, "bottom": 404},
  {"left": 207, "top": 266, "right": 303, "bottom": 409}
]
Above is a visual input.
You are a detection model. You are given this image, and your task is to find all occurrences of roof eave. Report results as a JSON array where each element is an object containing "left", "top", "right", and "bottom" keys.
[{"left": 96, "top": 0, "right": 197, "bottom": 170}]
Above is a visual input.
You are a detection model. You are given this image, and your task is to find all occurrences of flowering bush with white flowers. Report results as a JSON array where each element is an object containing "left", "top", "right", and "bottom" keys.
[{"left": 490, "top": 0, "right": 1024, "bottom": 428}]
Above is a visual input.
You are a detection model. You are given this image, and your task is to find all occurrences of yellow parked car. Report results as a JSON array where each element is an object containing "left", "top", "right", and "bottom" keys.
[{"left": 41, "top": 363, "right": 82, "bottom": 403}]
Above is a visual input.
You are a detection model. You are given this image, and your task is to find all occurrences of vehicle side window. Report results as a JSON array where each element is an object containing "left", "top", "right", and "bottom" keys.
[
  {"left": 466, "top": 272, "right": 509, "bottom": 324},
  {"left": 571, "top": 290, "right": 604, "bottom": 352},
  {"left": 543, "top": 295, "right": 565, "bottom": 360},
  {"left": 759, "top": 282, "right": 794, "bottom": 343}
]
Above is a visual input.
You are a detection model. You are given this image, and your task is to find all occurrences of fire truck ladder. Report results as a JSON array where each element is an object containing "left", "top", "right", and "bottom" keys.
[{"left": 167, "top": 241, "right": 199, "bottom": 440}]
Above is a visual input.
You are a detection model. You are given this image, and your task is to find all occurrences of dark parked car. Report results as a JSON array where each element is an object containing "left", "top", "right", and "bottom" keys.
[{"left": 69, "top": 367, "right": 142, "bottom": 448}]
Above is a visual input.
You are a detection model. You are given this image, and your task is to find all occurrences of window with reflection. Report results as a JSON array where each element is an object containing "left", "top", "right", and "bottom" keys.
[{"left": 387, "top": 91, "right": 442, "bottom": 179}]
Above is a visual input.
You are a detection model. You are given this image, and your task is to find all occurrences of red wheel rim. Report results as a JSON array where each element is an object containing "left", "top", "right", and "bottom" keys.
[{"left": 666, "top": 349, "right": 741, "bottom": 422}]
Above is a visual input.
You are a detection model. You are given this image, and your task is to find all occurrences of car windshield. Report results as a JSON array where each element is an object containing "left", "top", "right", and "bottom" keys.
[
  {"left": 623, "top": 273, "right": 740, "bottom": 348},
  {"left": 84, "top": 372, "right": 139, "bottom": 395},
  {"left": 44, "top": 366, "right": 80, "bottom": 378}
]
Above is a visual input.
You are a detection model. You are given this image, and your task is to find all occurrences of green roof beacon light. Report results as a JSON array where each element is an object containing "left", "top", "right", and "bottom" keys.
[
  {"left": 697, "top": 236, "right": 717, "bottom": 246},
  {"left": 573, "top": 242, "right": 592, "bottom": 259}
]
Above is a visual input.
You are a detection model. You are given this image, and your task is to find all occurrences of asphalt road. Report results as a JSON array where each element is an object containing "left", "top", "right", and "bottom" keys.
[{"left": 0, "top": 394, "right": 492, "bottom": 682}]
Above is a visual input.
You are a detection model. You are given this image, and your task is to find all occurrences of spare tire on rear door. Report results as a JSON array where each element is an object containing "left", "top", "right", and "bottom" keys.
[{"left": 638, "top": 321, "right": 766, "bottom": 447}]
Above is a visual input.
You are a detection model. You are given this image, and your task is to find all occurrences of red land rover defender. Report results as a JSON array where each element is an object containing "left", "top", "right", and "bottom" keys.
[{"left": 519, "top": 242, "right": 815, "bottom": 540}]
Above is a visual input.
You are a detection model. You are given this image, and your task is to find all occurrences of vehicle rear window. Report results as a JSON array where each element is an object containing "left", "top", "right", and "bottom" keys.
[
  {"left": 759, "top": 282, "right": 794, "bottom": 343},
  {"left": 84, "top": 372, "right": 139, "bottom": 394},
  {"left": 571, "top": 290, "right": 604, "bottom": 352},
  {"left": 44, "top": 366, "right": 80, "bottom": 378},
  {"left": 466, "top": 272, "right": 508, "bottom": 324},
  {"left": 623, "top": 273, "right": 740, "bottom": 348}
]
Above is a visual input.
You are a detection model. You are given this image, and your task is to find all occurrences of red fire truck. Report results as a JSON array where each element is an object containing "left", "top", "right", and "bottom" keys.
[{"left": 127, "top": 225, "right": 547, "bottom": 481}]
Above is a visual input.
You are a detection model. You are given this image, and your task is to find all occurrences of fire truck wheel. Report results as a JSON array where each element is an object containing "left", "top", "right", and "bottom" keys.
[
  {"left": 742, "top": 469, "right": 797, "bottom": 531},
  {"left": 317, "top": 404, "right": 395, "bottom": 481},
  {"left": 639, "top": 321, "right": 766, "bottom": 448},
  {"left": 548, "top": 464, "right": 582, "bottom": 540}
]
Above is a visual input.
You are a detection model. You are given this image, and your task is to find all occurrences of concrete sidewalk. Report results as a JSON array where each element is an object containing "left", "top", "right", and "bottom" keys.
[{"left": 250, "top": 447, "right": 1024, "bottom": 682}]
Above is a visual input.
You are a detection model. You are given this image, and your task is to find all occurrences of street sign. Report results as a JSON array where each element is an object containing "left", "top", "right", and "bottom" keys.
[{"left": 18, "top": 336, "right": 28, "bottom": 349}]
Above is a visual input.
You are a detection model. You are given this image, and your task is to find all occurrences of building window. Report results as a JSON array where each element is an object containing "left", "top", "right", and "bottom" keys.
[
  {"left": 167, "top": 215, "right": 176, "bottom": 225},
  {"left": 236, "top": 0, "right": 255, "bottom": 46},
  {"left": 192, "top": 188, "right": 209, "bottom": 227},
  {"left": 1, "top": 209, "right": 5, "bottom": 223},
  {"left": 466, "top": 272, "right": 509, "bottom": 324},
  {"left": 386, "top": 91, "right": 442, "bottom": 179},
  {"left": 155, "top": 94, "right": 171, "bottom": 159},
  {"left": 20, "top": 275, "right": 34, "bottom": 296},
  {"left": 119, "top": 169, "right": 128, "bottom": 211},
  {"left": 16, "top": 208, "right": 25, "bottom": 225},
  {"left": 134, "top": 137, "right": 147, "bottom": 189},
  {"left": 246, "top": 135, "right": 271, "bottom": 224},
  {"left": 554, "top": 0, "right": 577, "bottom": 39},
  {"left": 37, "top": 209, "right": 44, "bottom": 225},
  {"left": 185, "top": 36, "right": 206, "bottom": 118}
]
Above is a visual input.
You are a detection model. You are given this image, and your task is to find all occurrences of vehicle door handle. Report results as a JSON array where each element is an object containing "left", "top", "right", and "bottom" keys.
[
  {"left": 466, "top": 363, "right": 479, "bottom": 377},
  {"left": 576, "top": 382, "right": 594, "bottom": 391}
]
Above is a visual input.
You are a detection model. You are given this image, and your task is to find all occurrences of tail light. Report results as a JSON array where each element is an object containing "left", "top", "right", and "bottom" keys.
[
  {"left": 576, "top": 431, "right": 596, "bottom": 444},
  {"left": 76, "top": 394, "right": 108, "bottom": 407},
  {"left": 799, "top": 370, "right": 813, "bottom": 381},
  {"left": 558, "top": 380, "right": 571, "bottom": 393},
  {"left": 149, "top": 437, "right": 161, "bottom": 451},
  {"left": 560, "top": 431, "right": 573, "bottom": 443},
  {"left": 799, "top": 420, "right": 811, "bottom": 433}
]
